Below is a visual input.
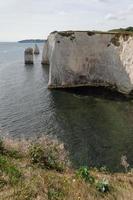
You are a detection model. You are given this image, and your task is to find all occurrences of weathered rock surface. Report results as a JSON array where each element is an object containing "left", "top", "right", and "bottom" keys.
[
  {"left": 34, "top": 44, "right": 40, "bottom": 55},
  {"left": 42, "top": 31, "right": 133, "bottom": 94},
  {"left": 41, "top": 41, "right": 49, "bottom": 65},
  {"left": 25, "top": 48, "right": 34, "bottom": 65}
]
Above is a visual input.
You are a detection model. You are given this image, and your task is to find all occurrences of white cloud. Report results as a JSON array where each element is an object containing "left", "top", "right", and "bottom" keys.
[
  {"left": 105, "top": 3, "right": 133, "bottom": 21},
  {"left": 0, "top": 0, "right": 133, "bottom": 41},
  {"left": 105, "top": 13, "right": 126, "bottom": 21}
]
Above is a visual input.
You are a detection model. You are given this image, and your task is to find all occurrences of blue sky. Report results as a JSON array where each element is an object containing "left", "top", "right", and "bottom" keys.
[{"left": 0, "top": 0, "right": 133, "bottom": 41}]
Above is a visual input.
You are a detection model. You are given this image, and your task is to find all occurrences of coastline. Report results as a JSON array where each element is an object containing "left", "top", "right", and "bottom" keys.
[{"left": 0, "top": 136, "right": 132, "bottom": 200}]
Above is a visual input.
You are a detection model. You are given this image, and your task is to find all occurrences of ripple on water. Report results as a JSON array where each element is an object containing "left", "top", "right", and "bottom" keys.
[{"left": 0, "top": 43, "right": 133, "bottom": 171}]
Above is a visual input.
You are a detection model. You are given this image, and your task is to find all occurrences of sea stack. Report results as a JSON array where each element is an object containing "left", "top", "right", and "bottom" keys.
[
  {"left": 24, "top": 48, "right": 34, "bottom": 65},
  {"left": 41, "top": 41, "right": 49, "bottom": 65},
  {"left": 34, "top": 44, "right": 40, "bottom": 55}
]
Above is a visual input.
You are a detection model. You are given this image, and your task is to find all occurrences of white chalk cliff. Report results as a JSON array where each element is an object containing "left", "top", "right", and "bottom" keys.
[{"left": 42, "top": 31, "right": 133, "bottom": 94}]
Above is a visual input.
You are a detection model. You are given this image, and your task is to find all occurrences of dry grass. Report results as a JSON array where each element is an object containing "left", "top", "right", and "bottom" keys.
[{"left": 0, "top": 137, "right": 133, "bottom": 200}]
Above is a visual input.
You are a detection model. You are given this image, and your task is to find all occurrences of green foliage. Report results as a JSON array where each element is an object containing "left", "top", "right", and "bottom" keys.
[
  {"left": 0, "top": 155, "right": 22, "bottom": 185},
  {"left": 76, "top": 166, "right": 95, "bottom": 184},
  {"left": 6, "top": 149, "right": 22, "bottom": 159},
  {"left": 29, "top": 143, "right": 44, "bottom": 164},
  {"left": 109, "top": 26, "right": 133, "bottom": 33},
  {"left": 48, "top": 187, "right": 64, "bottom": 200},
  {"left": 29, "top": 143, "right": 65, "bottom": 172},
  {"left": 96, "top": 178, "right": 109, "bottom": 193},
  {"left": 6, "top": 165, "right": 21, "bottom": 184}
]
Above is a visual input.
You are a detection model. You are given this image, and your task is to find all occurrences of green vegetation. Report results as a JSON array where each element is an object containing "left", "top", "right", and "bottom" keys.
[
  {"left": 87, "top": 31, "right": 95, "bottom": 36},
  {"left": 76, "top": 166, "right": 95, "bottom": 184},
  {"left": 0, "top": 156, "right": 21, "bottom": 185},
  {"left": 109, "top": 26, "right": 133, "bottom": 33},
  {"left": 29, "top": 142, "right": 66, "bottom": 172},
  {"left": 58, "top": 31, "right": 75, "bottom": 37},
  {"left": 95, "top": 178, "right": 109, "bottom": 193},
  {"left": 0, "top": 137, "right": 133, "bottom": 200}
]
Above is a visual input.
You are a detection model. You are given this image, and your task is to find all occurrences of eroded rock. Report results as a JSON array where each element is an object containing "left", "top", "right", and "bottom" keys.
[
  {"left": 41, "top": 41, "right": 49, "bottom": 65},
  {"left": 42, "top": 31, "right": 133, "bottom": 95},
  {"left": 34, "top": 44, "right": 40, "bottom": 55},
  {"left": 24, "top": 48, "right": 34, "bottom": 65}
]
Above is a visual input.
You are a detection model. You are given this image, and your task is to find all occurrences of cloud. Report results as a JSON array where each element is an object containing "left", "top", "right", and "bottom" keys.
[
  {"left": 0, "top": 0, "right": 133, "bottom": 41},
  {"left": 97, "top": 0, "right": 109, "bottom": 2},
  {"left": 105, "top": 3, "right": 133, "bottom": 21},
  {"left": 105, "top": 13, "right": 126, "bottom": 21}
]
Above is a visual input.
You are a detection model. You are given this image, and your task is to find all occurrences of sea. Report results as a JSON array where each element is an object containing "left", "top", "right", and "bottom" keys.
[{"left": 0, "top": 42, "right": 133, "bottom": 171}]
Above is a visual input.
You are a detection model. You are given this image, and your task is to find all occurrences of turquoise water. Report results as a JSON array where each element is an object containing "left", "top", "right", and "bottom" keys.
[{"left": 0, "top": 42, "right": 133, "bottom": 171}]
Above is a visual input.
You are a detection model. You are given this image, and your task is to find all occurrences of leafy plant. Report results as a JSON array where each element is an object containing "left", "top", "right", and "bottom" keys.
[
  {"left": 76, "top": 166, "right": 95, "bottom": 183},
  {"left": 96, "top": 178, "right": 109, "bottom": 193}
]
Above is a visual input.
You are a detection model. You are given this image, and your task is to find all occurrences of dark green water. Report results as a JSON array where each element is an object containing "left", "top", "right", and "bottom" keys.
[
  {"left": 51, "top": 88, "right": 133, "bottom": 171},
  {"left": 0, "top": 43, "right": 133, "bottom": 171}
]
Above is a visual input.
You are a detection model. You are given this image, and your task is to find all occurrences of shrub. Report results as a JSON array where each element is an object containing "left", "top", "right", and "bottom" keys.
[
  {"left": 29, "top": 143, "right": 44, "bottom": 164},
  {"left": 96, "top": 178, "right": 109, "bottom": 193},
  {"left": 76, "top": 166, "right": 95, "bottom": 184},
  {"left": 29, "top": 142, "right": 67, "bottom": 172}
]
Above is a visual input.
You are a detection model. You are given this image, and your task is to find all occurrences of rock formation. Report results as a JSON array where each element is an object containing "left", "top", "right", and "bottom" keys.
[
  {"left": 42, "top": 31, "right": 133, "bottom": 95},
  {"left": 41, "top": 41, "right": 49, "bottom": 65},
  {"left": 34, "top": 44, "right": 40, "bottom": 55},
  {"left": 24, "top": 48, "right": 34, "bottom": 65}
]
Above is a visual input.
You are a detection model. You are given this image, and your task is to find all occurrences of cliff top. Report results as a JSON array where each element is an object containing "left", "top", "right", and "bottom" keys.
[{"left": 51, "top": 30, "right": 133, "bottom": 36}]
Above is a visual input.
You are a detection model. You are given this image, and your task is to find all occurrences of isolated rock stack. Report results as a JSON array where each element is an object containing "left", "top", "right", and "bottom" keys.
[
  {"left": 24, "top": 48, "right": 34, "bottom": 65},
  {"left": 34, "top": 44, "right": 40, "bottom": 55},
  {"left": 24, "top": 44, "right": 40, "bottom": 65}
]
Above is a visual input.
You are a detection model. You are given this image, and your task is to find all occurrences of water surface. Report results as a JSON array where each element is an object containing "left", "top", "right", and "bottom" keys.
[{"left": 0, "top": 42, "right": 133, "bottom": 171}]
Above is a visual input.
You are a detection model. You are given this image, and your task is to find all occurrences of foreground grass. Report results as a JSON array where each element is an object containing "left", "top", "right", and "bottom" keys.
[{"left": 0, "top": 137, "right": 133, "bottom": 200}]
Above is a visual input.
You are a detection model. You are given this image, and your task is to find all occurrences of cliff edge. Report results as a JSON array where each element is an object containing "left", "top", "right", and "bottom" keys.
[{"left": 42, "top": 31, "right": 133, "bottom": 95}]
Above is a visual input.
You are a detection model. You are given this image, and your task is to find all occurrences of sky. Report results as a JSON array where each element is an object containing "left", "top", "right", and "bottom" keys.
[{"left": 0, "top": 0, "right": 133, "bottom": 41}]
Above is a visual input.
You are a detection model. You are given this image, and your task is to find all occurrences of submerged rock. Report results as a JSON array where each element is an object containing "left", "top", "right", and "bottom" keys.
[
  {"left": 24, "top": 48, "right": 34, "bottom": 65},
  {"left": 34, "top": 44, "right": 40, "bottom": 55},
  {"left": 42, "top": 31, "right": 133, "bottom": 95}
]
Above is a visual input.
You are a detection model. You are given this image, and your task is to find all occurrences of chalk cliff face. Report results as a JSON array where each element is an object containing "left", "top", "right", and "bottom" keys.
[{"left": 42, "top": 31, "right": 133, "bottom": 94}]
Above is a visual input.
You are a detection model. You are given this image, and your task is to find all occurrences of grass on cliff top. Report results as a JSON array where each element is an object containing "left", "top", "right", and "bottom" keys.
[{"left": 0, "top": 137, "right": 133, "bottom": 200}]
